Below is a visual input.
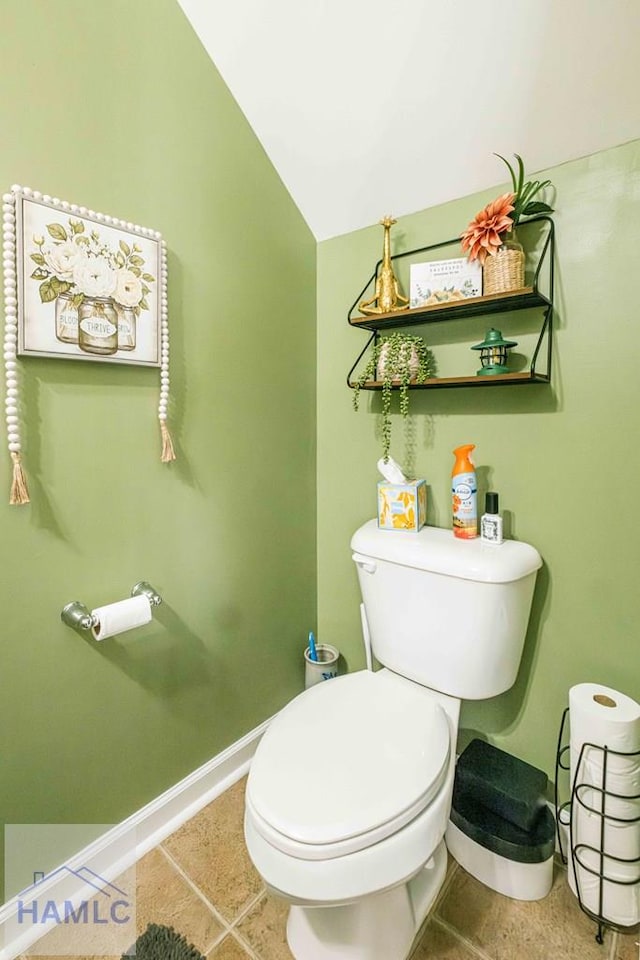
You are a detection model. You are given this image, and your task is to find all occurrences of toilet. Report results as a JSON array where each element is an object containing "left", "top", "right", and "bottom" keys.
[{"left": 244, "top": 519, "right": 542, "bottom": 960}]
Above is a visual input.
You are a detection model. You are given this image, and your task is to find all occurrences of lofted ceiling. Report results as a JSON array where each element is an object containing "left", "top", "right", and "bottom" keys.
[{"left": 177, "top": 0, "right": 640, "bottom": 241}]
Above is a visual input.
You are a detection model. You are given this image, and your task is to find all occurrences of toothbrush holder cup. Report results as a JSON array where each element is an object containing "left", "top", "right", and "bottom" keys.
[{"left": 304, "top": 644, "right": 339, "bottom": 689}]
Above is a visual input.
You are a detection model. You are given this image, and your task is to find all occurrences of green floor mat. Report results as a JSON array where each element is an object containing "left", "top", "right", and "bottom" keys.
[{"left": 122, "top": 923, "right": 206, "bottom": 959}]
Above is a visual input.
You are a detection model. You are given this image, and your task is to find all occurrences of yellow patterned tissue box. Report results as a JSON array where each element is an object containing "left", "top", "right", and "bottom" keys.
[{"left": 377, "top": 479, "right": 427, "bottom": 532}]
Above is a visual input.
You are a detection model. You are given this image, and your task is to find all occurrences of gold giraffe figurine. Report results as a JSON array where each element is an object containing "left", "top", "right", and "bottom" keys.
[{"left": 359, "top": 216, "right": 409, "bottom": 315}]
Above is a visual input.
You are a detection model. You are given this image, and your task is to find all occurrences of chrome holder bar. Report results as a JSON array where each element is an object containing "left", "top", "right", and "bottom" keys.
[
  {"left": 131, "top": 581, "right": 162, "bottom": 606},
  {"left": 61, "top": 582, "right": 162, "bottom": 631},
  {"left": 61, "top": 601, "right": 98, "bottom": 631}
]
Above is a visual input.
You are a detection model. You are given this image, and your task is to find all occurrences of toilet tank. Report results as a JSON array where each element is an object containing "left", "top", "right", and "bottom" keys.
[{"left": 351, "top": 520, "right": 542, "bottom": 700}]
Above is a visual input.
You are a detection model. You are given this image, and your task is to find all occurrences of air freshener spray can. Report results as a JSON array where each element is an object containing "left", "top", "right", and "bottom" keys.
[{"left": 452, "top": 444, "right": 478, "bottom": 539}]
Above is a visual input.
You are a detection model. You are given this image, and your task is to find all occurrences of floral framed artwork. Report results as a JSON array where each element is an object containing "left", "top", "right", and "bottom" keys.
[
  {"left": 2, "top": 184, "right": 175, "bottom": 507},
  {"left": 14, "top": 191, "right": 162, "bottom": 366}
]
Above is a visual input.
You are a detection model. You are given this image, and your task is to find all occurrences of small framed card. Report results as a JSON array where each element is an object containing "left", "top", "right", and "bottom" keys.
[{"left": 410, "top": 257, "right": 482, "bottom": 309}]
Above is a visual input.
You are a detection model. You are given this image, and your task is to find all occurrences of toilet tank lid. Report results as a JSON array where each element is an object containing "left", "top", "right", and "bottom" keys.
[{"left": 351, "top": 520, "right": 542, "bottom": 583}]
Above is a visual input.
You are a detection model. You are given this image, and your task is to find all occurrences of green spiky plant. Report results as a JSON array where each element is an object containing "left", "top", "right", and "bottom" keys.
[
  {"left": 352, "top": 332, "right": 435, "bottom": 463},
  {"left": 495, "top": 153, "right": 554, "bottom": 225}
]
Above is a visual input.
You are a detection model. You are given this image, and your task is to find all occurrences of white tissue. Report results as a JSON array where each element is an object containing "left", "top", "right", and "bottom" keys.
[
  {"left": 377, "top": 456, "right": 406, "bottom": 485},
  {"left": 568, "top": 682, "right": 640, "bottom": 926},
  {"left": 91, "top": 595, "right": 152, "bottom": 641}
]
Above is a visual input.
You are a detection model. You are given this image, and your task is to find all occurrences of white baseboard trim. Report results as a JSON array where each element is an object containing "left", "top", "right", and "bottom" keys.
[{"left": 0, "top": 715, "right": 273, "bottom": 960}]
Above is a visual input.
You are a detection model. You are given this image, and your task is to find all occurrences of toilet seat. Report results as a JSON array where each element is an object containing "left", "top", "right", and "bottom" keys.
[{"left": 246, "top": 670, "right": 451, "bottom": 861}]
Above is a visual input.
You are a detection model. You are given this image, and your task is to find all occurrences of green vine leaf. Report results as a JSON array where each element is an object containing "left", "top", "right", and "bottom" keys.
[
  {"left": 30, "top": 253, "right": 46, "bottom": 266},
  {"left": 119, "top": 240, "right": 131, "bottom": 256},
  {"left": 352, "top": 332, "right": 435, "bottom": 462}
]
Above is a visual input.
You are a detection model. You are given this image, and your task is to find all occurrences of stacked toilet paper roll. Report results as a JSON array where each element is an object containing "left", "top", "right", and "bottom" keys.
[{"left": 568, "top": 683, "right": 640, "bottom": 926}]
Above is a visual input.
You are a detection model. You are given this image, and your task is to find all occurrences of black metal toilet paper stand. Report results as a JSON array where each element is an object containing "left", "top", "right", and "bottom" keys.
[{"left": 555, "top": 707, "right": 640, "bottom": 954}]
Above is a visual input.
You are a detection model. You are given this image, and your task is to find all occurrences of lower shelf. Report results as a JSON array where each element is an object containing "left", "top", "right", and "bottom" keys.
[{"left": 350, "top": 371, "right": 550, "bottom": 390}]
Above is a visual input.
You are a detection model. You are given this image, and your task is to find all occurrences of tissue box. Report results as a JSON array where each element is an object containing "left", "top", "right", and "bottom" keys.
[{"left": 377, "top": 479, "right": 427, "bottom": 532}]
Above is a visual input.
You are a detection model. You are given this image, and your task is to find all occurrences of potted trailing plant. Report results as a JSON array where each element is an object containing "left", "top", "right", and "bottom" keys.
[
  {"left": 352, "top": 332, "right": 435, "bottom": 462},
  {"left": 461, "top": 153, "right": 554, "bottom": 295}
]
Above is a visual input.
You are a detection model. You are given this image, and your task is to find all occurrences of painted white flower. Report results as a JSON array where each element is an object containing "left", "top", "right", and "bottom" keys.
[
  {"left": 43, "top": 240, "right": 83, "bottom": 282},
  {"left": 114, "top": 268, "right": 143, "bottom": 308},
  {"left": 73, "top": 255, "right": 117, "bottom": 299}
]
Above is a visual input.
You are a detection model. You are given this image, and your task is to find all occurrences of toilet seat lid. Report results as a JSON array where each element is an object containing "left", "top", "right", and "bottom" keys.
[{"left": 247, "top": 670, "right": 450, "bottom": 854}]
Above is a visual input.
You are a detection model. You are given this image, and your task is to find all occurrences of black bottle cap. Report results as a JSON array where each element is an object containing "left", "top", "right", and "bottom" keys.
[{"left": 485, "top": 491, "right": 499, "bottom": 514}]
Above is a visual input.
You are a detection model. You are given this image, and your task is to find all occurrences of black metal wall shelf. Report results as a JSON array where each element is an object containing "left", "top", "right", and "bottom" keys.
[{"left": 347, "top": 215, "right": 554, "bottom": 390}]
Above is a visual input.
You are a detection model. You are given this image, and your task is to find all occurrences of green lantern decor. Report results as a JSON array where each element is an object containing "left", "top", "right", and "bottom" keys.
[{"left": 471, "top": 328, "right": 517, "bottom": 376}]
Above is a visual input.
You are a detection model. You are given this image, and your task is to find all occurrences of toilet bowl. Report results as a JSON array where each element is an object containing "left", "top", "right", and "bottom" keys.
[
  {"left": 244, "top": 669, "right": 460, "bottom": 959},
  {"left": 244, "top": 520, "right": 542, "bottom": 959}
]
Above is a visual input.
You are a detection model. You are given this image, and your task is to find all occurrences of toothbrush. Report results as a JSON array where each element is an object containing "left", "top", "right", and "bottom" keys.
[{"left": 308, "top": 631, "right": 318, "bottom": 662}]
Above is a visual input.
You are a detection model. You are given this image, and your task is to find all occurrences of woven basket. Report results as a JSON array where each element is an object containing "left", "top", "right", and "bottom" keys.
[{"left": 483, "top": 244, "right": 525, "bottom": 296}]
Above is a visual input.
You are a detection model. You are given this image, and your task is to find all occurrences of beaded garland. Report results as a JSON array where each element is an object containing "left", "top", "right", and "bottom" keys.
[{"left": 2, "top": 185, "right": 175, "bottom": 506}]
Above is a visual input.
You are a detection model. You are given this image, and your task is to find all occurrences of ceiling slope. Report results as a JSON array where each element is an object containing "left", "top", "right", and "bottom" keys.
[{"left": 177, "top": 0, "right": 640, "bottom": 240}]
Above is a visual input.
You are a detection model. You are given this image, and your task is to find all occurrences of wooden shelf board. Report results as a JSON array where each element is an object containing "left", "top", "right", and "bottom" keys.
[
  {"left": 349, "top": 287, "right": 551, "bottom": 330},
  {"left": 350, "top": 371, "right": 550, "bottom": 390}
]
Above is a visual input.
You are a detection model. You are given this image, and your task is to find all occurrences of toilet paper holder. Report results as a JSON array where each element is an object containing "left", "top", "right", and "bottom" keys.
[
  {"left": 61, "top": 581, "right": 162, "bottom": 631},
  {"left": 555, "top": 706, "right": 640, "bottom": 949}
]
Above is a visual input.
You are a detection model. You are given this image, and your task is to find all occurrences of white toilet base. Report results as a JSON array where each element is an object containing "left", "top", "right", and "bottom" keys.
[{"left": 285, "top": 841, "right": 448, "bottom": 960}]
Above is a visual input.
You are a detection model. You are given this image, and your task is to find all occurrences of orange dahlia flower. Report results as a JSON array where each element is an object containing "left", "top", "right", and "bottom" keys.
[{"left": 461, "top": 192, "right": 515, "bottom": 263}]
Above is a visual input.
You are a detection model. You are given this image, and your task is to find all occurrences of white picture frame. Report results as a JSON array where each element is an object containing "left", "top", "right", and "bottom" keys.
[{"left": 13, "top": 189, "right": 163, "bottom": 366}]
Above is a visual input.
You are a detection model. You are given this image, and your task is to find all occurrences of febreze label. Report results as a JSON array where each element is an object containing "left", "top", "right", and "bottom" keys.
[{"left": 452, "top": 471, "right": 477, "bottom": 538}]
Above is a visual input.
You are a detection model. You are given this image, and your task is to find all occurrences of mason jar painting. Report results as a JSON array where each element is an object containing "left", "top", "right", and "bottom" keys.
[
  {"left": 15, "top": 193, "right": 162, "bottom": 367},
  {"left": 78, "top": 297, "right": 118, "bottom": 355},
  {"left": 54, "top": 291, "right": 78, "bottom": 344},
  {"left": 116, "top": 305, "right": 137, "bottom": 351}
]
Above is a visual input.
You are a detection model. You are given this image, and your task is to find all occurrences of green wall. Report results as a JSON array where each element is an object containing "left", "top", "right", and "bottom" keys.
[
  {"left": 318, "top": 140, "right": 640, "bottom": 778},
  {"left": 2, "top": 0, "right": 638, "bottom": 906},
  {"left": 0, "top": 1, "right": 316, "bottom": 896}
]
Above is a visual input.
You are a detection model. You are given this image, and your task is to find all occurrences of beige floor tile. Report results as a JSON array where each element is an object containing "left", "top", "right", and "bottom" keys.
[
  {"left": 207, "top": 932, "right": 253, "bottom": 959},
  {"left": 436, "top": 863, "right": 637, "bottom": 960},
  {"left": 21, "top": 867, "right": 137, "bottom": 959},
  {"left": 411, "top": 918, "right": 485, "bottom": 959},
  {"left": 163, "top": 777, "right": 264, "bottom": 924},
  {"left": 134, "top": 847, "right": 224, "bottom": 951},
  {"left": 618, "top": 930, "right": 640, "bottom": 960},
  {"left": 22, "top": 851, "right": 223, "bottom": 959},
  {"left": 236, "top": 892, "right": 293, "bottom": 960}
]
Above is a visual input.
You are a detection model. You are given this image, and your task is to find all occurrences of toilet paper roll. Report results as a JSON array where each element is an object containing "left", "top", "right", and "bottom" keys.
[
  {"left": 568, "top": 682, "right": 640, "bottom": 926},
  {"left": 91, "top": 595, "right": 152, "bottom": 641},
  {"left": 569, "top": 683, "right": 640, "bottom": 789},
  {"left": 568, "top": 849, "right": 640, "bottom": 926},
  {"left": 570, "top": 683, "right": 640, "bottom": 829}
]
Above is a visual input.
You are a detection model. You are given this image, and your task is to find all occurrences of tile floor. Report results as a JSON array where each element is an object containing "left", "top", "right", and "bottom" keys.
[{"left": 23, "top": 775, "right": 639, "bottom": 960}]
